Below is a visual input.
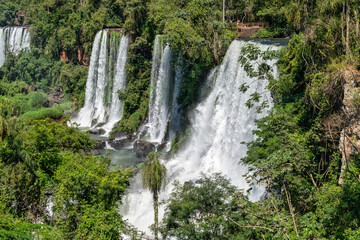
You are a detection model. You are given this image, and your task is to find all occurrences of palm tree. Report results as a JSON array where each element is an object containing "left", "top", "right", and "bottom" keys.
[{"left": 141, "top": 151, "right": 167, "bottom": 240}]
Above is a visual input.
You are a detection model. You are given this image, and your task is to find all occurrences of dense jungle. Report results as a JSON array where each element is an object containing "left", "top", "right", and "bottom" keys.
[{"left": 0, "top": 0, "right": 360, "bottom": 239}]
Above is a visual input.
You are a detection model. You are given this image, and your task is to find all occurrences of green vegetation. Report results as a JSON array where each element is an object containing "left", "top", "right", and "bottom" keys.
[
  {"left": 0, "top": 0, "right": 360, "bottom": 239},
  {"left": 20, "top": 107, "right": 63, "bottom": 121},
  {"left": 0, "top": 118, "right": 136, "bottom": 239},
  {"left": 160, "top": 173, "right": 242, "bottom": 239}
]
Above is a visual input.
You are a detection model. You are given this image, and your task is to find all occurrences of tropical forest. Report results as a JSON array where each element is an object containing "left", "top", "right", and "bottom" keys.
[{"left": 0, "top": 0, "right": 360, "bottom": 239}]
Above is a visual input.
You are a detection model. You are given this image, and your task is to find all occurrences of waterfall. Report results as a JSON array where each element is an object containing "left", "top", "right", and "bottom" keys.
[
  {"left": 147, "top": 36, "right": 174, "bottom": 143},
  {"left": 120, "top": 40, "right": 280, "bottom": 234},
  {"left": 103, "top": 35, "right": 129, "bottom": 133},
  {"left": 147, "top": 36, "right": 184, "bottom": 144},
  {"left": 74, "top": 30, "right": 129, "bottom": 134},
  {"left": 168, "top": 56, "right": 183, "bottom": 142},
  {"left": 0, "top": 26, "right": 30, "bottom": 67}
]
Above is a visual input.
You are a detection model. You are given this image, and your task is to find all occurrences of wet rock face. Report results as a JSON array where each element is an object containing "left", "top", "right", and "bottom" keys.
[
  {"left": 109, "top": 140, "right": 127, "bottom": 150},
  {"left": 93, "top": 140, "right": 106, "bottom": 149},
  {"left": 50, "top": 86, "right": 65, "bottom": 104},
  {"left": 113, "top": 131, "right": 134, "bottom": 141},
  {"left": 339, "top": 67, "right": 360, "bottom": 185},
  {"left": 133, "top": 140, "right": 155, "bottom": 159},
  {"left": 88, "top": 128, "right": 105, "bottom": 135}
]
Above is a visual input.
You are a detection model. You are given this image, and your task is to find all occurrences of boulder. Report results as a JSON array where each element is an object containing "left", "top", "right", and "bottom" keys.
[
  {"left": 133, "top": 140, "right": 155, "bottom": 159},
  {"left": 113, "top": 131, "right": 134, "bottom": 141},
  {"left": 93, "top": 140, "right": 106, "bottom": 149},
  {"left": 157, "top": 142, "right": 168, "bottom": 151},
  {"left": 88, "top": 128, "right": 105, "bottom": 135},
  {"left": 109, "top": 139, "right": 127, "bottom": 150},
  {"left": 91, "top": 119, "right": 98, "bottom": 127},
  {"left": 94, "top": 122, "right": 106, "bottom": 128}
]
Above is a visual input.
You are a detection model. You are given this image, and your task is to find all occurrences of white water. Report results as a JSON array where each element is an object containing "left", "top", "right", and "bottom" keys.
[
  {"left": 147, "top": 36, "right": 174, "bottom": 143},
  {"left": 121, "top": 40, "right": 280, "bottom": 234},
  {"left": 73, "top": 31, "right": 129, "bottom": 134},
  {"left": 168, "top": 56, "right": 183, "bottom": 143},
  {"left": 0, "top": 26, "right": 30, "bottom": 67},
  {"left": 103, "top": 35, "right": 130, "bottom": 133}
]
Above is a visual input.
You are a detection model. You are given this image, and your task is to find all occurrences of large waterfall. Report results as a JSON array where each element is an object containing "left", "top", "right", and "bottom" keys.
[
  {"left": 121, "top": 40, "right": 280, "bottom": 234},
  {"left": 74, "top": 30, "right": 129, "bottom": 134},
  {"left": 0, "top": 26, "right": 30, "bottom": 67},
  {"left": 147, "top": 35, "right": 183, "bottom": 143}
]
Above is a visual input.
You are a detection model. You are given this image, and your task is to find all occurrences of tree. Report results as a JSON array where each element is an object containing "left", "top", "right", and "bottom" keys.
[
  {"left": 141, "top": 151, "right": 166, "bottom": 240},
  {"left": 160, "top": 173, "right": 257, "bottom": 239}
]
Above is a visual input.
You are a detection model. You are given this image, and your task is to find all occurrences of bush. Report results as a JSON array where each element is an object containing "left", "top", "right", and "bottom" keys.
[
  {"left": 27, "top": 92, "right": 49, "bottom": 109},
  {"left": 20, "top": 108, "right": 64, "bottom": 122}
]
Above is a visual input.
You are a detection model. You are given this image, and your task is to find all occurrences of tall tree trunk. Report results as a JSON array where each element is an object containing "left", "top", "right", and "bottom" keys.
[
  {"left": 223, "top": 0, "right": 226, "bottom": 24},
  {"left": 153, "top": 192, "right": 159, "bottom": 240},
  {"left": 346, "top": 1, "right": 350, "bottom": 57},
  {"left": 342, "top": 3, "right": 345, "bottom": 47},
  {"left": 283, "top": 183, "right": 299, "bottom": 237}
]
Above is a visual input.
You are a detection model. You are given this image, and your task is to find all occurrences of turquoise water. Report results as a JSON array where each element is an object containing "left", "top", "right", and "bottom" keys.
[
  {"left": 99, "top": 148, "right": 141, "bottom": 167},
  {"left": 87, "top": 134, "right": 140, "bottom": 167}
]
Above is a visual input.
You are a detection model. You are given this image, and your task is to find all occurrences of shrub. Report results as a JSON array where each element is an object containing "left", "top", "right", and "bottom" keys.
[{"left": 20, "top": 108, "right": 64, "bottom": 122}]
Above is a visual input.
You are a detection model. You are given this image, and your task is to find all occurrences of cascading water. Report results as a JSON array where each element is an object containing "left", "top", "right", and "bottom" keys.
[
  {"left": 147, "top": 36, "right": 184, "bottom": 144},
  {"left": 103, "top": 35, "right": 129, "bottom": 133},
  {"left": 168, "top": 56, "right": 183, "bottom": 142},
  {"left": 120, "top": 40, "right": 280, "bottom": 234},
  {"left": 73, "top": 30, "right": 129, "bottom": 134},
  {"left": 0, "top": 26, "right": 30, "bottom": 67},
  {"left": 147, "top": 36, "right": 174, "bottom": 143}
]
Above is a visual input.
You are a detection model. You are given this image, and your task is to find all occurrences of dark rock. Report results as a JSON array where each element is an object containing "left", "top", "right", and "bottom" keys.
[
  {"left": 49, "top": 86, "right": 64, "bottom": 104},
  {"left": 88, "top": 128, "right": 105, "bottom": 135},
  {"left": 91, "top": 119, "right": 98, "bottom": 127},
  {"left": 95, "top": 122, "right": 106, "bottom": 128},
  {"left": 109, "top": 140, "right": 126, "bottom": 150},
  {"left": 93, "top": 140, "right": 106, "bottom": 149},
  {"left": 133, "top": 140, "right": 155, "bottom": 159},
  {"left": 113, "top": 131, "right": 134, "bottom": 141},
  {"left": 157, "top": 142, "right": 168, "bottom": 151},
  {"left": 113, "top": 131, "right": 127, "bottom": 140}
]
